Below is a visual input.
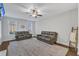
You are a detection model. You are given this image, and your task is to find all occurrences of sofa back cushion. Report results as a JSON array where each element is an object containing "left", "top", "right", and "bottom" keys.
[
  {"left": 15, "top": 31, "right": 29, "bottom": 36},
  {"left": 41, "top": 31, "right": 57, "bottom": 37},
  {"left": 49, "top": 32, "right": 57, "bottom": 37},
  {"left": 41, "top": 31, "right": 49, "bottom": 35}
]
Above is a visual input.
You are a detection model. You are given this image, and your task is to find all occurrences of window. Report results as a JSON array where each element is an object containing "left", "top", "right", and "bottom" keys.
[{"left": 28, "top": 21, "right": 36, "bottom": 35}]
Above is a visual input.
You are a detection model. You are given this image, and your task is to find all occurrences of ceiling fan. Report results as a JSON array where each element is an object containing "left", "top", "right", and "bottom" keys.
[
  {"left": 18, "top": 4, "right": 48, "bottom": 18},
  {"left": 30, "top": 8, "right": 42, "bottom": 18}
]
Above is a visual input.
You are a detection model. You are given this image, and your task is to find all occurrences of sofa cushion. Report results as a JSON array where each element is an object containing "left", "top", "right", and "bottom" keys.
[{"left": 39, "top": 36, "right": 50, "bottom": 41}]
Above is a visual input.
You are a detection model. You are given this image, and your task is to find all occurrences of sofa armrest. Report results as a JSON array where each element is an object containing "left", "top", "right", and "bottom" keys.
[
  {"left": 48, "top": 35, "right": 57, "bottom": 40},
  {"left": 15, "top": 36, "right": 18, "bottom": 38}
]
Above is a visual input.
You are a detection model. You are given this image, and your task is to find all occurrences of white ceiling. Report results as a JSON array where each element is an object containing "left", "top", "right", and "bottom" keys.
[{"left": 4, "top": 3, "right": 77, "bottom": 20}]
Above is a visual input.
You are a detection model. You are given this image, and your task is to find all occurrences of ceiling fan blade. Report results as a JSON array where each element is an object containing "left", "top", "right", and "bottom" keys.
[{"left": 37, "top": 14, "right": 42, "bottom": 16}]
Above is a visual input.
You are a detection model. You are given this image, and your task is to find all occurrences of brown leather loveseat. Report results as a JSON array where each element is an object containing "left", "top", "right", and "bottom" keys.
[
  {"left": 37, "top": 31, "right": 58, "bottom": 45},
  {"left": 15, "top": 31, "right": 32, "bottom": 41}
]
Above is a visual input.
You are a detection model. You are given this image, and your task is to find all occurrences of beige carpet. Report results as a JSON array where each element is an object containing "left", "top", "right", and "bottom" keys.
[{"left": 8, "top": 38, "right": 68, "bottom": 56}]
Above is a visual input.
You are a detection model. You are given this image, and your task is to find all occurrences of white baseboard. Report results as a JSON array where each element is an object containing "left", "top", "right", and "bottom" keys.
[{"left": 56, "top": 41, "right": 69, "bottom": 47}]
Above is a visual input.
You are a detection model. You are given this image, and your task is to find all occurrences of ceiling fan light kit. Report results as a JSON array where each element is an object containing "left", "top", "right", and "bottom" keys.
[{"left": 31, "top": 8, "right": 42, "bottom": 18}]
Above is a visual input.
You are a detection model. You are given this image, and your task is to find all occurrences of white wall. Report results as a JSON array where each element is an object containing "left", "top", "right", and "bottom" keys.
[
  {"left": 36, "top": 9, "right": 78, "bottom": 46},
  {"left": 0, "top": 17, "right": 4, "bottom": 45},
  {"left": 16, "top": 20, "right": 28, "bottom": 31},
  {"left": 2, "top": 16, "right": 28, "bottom": 41}
]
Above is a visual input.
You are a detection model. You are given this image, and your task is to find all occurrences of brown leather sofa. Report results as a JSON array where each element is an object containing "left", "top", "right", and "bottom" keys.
[
  {"left": 37, "top": 31, "right": 58, "bottom": 45},
  {"left": 15, "top": 31, "right": 32, "bottom": 41}
]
